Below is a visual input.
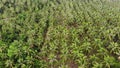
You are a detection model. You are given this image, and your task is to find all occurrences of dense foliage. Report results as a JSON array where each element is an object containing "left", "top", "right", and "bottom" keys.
[{"left": 0, "top": 0, "right": 120, "bottom": 68}]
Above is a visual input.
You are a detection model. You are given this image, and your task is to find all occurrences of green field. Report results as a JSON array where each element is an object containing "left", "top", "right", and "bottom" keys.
[{"left": 0, "top": 0, "right": 120, "bottom": 68}]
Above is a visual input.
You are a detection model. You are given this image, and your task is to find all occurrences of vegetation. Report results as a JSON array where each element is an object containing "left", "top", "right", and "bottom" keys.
[{"left": 0, "top": 0, "right": 120, "bottom": 68}]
